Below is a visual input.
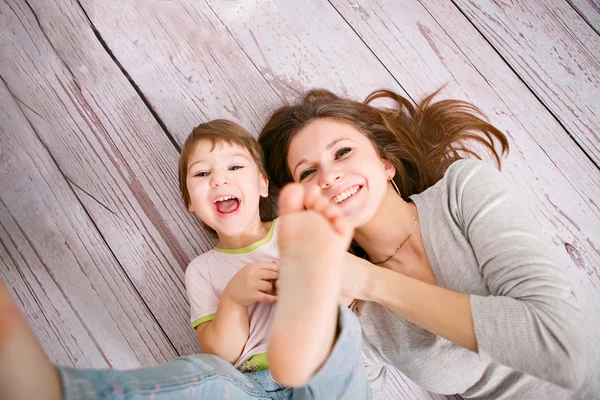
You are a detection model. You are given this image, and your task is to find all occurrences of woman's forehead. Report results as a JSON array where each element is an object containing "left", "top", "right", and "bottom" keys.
[{"left": 290, "top": 119, "right": 368, "bottom": 155}]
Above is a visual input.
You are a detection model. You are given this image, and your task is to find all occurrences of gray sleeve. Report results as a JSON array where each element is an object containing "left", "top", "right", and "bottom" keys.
[{"left": 448, "top": 160, "right": 586, "bottom": 389}]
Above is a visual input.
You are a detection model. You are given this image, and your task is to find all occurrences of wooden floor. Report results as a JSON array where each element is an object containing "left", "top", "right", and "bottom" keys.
[{"left": 1, "top": 0, "right": 599, "bottom": 398}]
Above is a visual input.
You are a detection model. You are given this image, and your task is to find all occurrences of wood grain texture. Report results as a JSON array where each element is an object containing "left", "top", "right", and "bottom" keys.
[
  {"left": 567, "top": 0, "right": 600, "bottom": 34},
  {"left": 330, "top": 0, "right": 600, "bottom": 308},
  {"left": 76, "top": 0, "right": 408, "bottom": 142},
  {"left": 204, "top": 0, "right": 404, "bottom": 102},
  {"left": 0, "top": 79, "right": 177, "bottom": 368},
  {"left": 0, "top": 0, "right": 209, "bottom": 356},
  {"left": 77, "top": 0, "right": 281, "bottom": 141},
  {"left": 452, "top": 0, "right": 600, "bottom": 166}
]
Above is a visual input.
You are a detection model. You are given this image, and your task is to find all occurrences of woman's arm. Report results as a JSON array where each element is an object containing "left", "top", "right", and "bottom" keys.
[
  {"left": 343, "top": 254, "right": 477, "bottom": 351},
  {"left": 346, "top": 160, "right": 587, "bottom": 389}
]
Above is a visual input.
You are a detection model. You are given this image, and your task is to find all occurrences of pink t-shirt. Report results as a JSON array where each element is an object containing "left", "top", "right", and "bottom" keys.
[{"left": 184, "top": 219, "right": 279, "bottom": 369}]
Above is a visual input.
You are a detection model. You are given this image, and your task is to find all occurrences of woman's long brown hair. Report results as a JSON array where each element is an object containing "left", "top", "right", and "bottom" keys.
[{"left": 258, "top": 88, "right": 509, "bottom": 199}]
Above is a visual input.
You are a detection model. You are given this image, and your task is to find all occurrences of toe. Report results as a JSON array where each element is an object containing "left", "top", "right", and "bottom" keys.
[{"left": 278, "top": 184, "right": 306, "bottom": 215}]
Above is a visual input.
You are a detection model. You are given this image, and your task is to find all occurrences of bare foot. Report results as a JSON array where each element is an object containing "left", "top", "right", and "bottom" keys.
[
  {"left": 267, "top": 184, "right": 354, "bottom": 387},
  {"left": 0, "top": 280, "right": 63, "bottom": 400}
]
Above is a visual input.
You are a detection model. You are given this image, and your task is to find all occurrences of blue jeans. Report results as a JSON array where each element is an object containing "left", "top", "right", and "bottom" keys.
[{"left": 58, "top": 306, "right": 370, "bottom": 399}]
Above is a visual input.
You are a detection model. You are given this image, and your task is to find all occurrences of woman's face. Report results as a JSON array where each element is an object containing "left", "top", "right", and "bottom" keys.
[{"left": 287, "top": 117, "right": 394, "bottom": 227}]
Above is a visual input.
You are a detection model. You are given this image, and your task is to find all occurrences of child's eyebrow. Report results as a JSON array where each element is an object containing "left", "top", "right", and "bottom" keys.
[
  {"left": 187, "top": 151, "right": 251, "bottom": 171},
  {"left": 187, "top": 159, "right": 207, "bottom": 171},
  {"left": 229, "top": 152, "right": 252, "bottom": 160}
]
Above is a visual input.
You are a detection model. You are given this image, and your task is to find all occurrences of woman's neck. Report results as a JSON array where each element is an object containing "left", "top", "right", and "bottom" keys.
[
  {"left": 216, "top": 218, "right": 272, "bottom": 250},
  {"left": 353, "top": 188, "right": 418, "bottom": 264}
]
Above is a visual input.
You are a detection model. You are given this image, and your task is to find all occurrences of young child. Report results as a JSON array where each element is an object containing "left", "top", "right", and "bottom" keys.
[
  {"left": 180, "top": 120, "right": 279, "bottom": 373},
  {"left": 179, "top": 119, "right": 371, "bottom": 396},
  {"left": 0, "top": 120, "right": 370, "bottom": 400}
]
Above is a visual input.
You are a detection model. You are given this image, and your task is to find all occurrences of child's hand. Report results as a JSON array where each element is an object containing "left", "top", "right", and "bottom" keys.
[{"left": 223, "top": 262, "right": 279, "bottom": 306}]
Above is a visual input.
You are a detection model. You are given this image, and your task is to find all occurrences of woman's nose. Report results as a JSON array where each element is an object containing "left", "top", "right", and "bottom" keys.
[{"left": 319, "top": 168, "right": 343, "bottom": 189}]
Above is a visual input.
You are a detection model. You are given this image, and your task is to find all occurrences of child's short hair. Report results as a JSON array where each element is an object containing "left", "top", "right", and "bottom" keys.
[{"left": 179, "top": 120, "right": 276, "bottom": 234}]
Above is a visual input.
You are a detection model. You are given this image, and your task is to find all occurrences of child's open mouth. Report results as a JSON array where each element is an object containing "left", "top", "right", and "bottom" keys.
[{"left": 215, "top": 196, "right": 240, "bottom": 214}]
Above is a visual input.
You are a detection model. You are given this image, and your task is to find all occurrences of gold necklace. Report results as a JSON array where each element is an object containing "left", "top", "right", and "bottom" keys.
[{"left": 372, "top": 204, "right": 419, "bottom": 265}]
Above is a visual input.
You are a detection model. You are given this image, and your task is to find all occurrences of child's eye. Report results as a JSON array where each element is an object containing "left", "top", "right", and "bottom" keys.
[
  {"left": 299, "top": 169, "right": 315, "bottom": 181},
  {"left": 229, "top": 165, "right": 244, "bottom": 171},
  {"left": 194, "top": 171, "right": 209, "bottom": 177},
  {"left": 335, "top": 147, "right": 352, "bottom": 159}
]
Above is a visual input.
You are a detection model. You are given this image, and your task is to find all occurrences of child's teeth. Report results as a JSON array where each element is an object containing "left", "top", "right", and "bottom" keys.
[{"left": 215, "top": 196, "right": 235, "bottom": 203}]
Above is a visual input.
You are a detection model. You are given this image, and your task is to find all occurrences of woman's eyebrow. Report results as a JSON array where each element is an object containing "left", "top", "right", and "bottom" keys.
[{"left": 326, "top": 137, "right": 350, "bottom": 150}]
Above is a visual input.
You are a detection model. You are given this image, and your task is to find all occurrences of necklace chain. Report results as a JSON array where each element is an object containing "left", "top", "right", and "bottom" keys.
[{"left": 372, "top": 204, "right": 419, "bottom": 265}]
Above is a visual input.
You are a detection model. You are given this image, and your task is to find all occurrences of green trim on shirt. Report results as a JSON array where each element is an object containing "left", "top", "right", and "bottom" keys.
[
  {"left": 192, "top": 314, "right": 215, "bottom": 329},
  {"left": 214, "top": 220, "right": 276, "bottom": 254},
  {"left": 241, "top": 353, "right": 269, "bottom": 371}
]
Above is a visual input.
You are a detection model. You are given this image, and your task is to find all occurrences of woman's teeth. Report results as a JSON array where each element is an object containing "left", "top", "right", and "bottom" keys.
[{"left": 332, "top": 185, "right": 359, "bottom": 204}]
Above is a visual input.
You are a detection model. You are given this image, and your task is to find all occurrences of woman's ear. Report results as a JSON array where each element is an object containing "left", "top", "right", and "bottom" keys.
[
  {"left": 383, "top": 159, "right": 396, "bottom": 180},
  {"left": 260, "top": 174, "right": 269, "bottom": 198}
]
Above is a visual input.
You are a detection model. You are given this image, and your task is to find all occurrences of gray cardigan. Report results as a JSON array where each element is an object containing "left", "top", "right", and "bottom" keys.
[{"left": 358, "top": 159, "right": 599, "bottom": 399}]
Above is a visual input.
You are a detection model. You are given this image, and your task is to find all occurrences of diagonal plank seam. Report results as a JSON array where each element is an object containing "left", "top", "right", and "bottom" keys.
[
  {"left": 1, "top": 64, "right": 183, "bottom": 359},
  {"left": 327, "top": 0, "right": 416, "bottom": 105},
  {"left": 74, "top": 0, "right": 182, "bottom": 153},
  {"left": 446, "top": 0, "right": 600, "bottom": 171}
]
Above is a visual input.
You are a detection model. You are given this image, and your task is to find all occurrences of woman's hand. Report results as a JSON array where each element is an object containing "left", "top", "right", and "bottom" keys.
[
  {"left": 223, "top": 262, "right": 279, "bottom": 306},
  {"left": 341, "top": 253, "right": 376, "bottom": 301}
]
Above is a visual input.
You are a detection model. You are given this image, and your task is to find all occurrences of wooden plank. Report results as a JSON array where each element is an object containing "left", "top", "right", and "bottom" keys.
[
  {"left": 0, "top": 79, "right": 177, "bottom": 368},
  {"left": 329, "top": 0, "right": 600, "bottom": 307},
  {"left": 77, "top": 0, "right": 281, "bottom": 142},
  {"left": 0, "top": 0, "right": 207, "bottom": 355},
  {"left": 567, "top": 0, "right": 600, "bottom": 35},
  {"left": 452, "top": 0, "right": 600, "bottom": 166},
  {"left": 204, "top": 0, "right": 406, "bottom": 103},
  {"left": 77, "top": 0, "right": 405, "bottom": 144}
]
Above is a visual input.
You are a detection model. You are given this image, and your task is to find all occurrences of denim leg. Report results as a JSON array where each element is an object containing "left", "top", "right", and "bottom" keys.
[
  {"left": 57, "top": 354, "right": 271, "bottom": 400},
  {"left": 291, "top": 305, "right": 371, "bottom": 400}
]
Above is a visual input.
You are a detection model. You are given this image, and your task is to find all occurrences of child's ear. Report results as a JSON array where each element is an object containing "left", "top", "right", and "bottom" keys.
[
  {"left": 259, "top": 174, "right": 269, "bottom": 198},
  {"left": 188, "top": 204, "right": 195, "bottom": 213}
]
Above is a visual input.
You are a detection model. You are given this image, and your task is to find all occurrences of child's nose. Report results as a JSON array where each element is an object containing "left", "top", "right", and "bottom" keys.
[{"left": 210, "top": 172, "right": 229, "bottom": 187}]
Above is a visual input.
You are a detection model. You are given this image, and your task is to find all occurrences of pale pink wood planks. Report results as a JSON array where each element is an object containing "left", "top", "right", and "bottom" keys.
[{"left": 0, "top": 79, "right": 177, "bottom": 368}]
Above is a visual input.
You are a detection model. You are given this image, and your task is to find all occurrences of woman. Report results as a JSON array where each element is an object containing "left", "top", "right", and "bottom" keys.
[{"left": 258, "top": 89, "right": 600, "bottom": 399}]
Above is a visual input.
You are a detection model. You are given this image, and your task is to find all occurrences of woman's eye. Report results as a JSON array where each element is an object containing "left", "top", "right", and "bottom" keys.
[
  {"left": 299, "top": 169, "right": 315, "bottom": 181},
  {"left": 229, "top": 165, "right": 244, "bottom": 171},
  {"left": 335, "top": 147, "right": 352, "bottom": 159}
]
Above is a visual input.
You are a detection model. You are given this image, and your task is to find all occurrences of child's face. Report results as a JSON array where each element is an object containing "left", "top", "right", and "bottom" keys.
[{"left": 186, "top": 140, "right": 269, "bottom": 238}]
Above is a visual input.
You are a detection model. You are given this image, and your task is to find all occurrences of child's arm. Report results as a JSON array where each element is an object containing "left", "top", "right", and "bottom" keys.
[
  {"left": 195, "top": 293, "right": 249, "bottom": 364},
  {"left": 195, "top": 262, "right": 278, "bottom": 364}
]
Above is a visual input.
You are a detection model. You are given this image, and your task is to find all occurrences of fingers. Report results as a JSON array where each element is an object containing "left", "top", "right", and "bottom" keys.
[
  {"left": 255, "top": 280, "right": 277, "bottom": 303},
  {"left": 278, "top": 183, "right": 305, "bottom": 215},
  {"left": 253, "top": 261, "right": 279, "bottom": 272},
  {"left": 249, "top": 262, "right": 279, "bottom": 280},
  {"left": 260, "top": 293, "right": 278, "bottom": 303},
  {"left": 256, "top": 279, "right": 275, "bottom": 294}
]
